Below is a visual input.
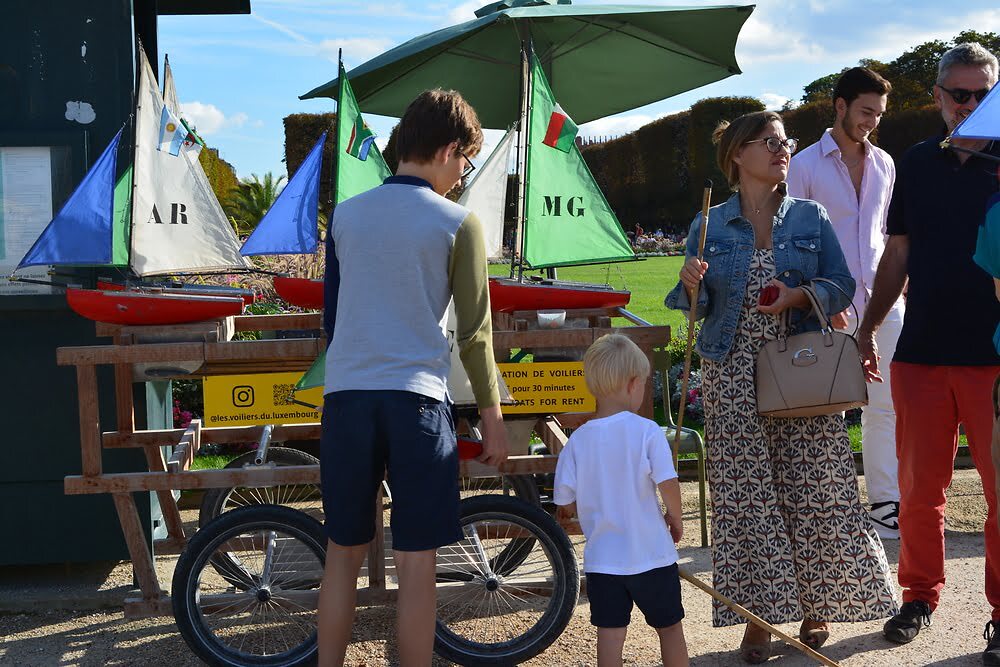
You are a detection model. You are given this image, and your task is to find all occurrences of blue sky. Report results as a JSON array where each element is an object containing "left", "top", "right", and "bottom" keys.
[{"left": 158, "top": 0, "right": 1000, "bottom": 180}]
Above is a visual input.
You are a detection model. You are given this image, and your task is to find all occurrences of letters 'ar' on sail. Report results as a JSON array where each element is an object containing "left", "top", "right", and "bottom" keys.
[
  {"left": 523, "top": 55, "right": 634, "bottom": 269},
  {"left": 241, "top": 132, "right": 327, "bottom": 256},
  {"left": 16, "top": 129, "right": 131, "bottom": 270},
  {"left": 335, "top": 61, "right": 391, "bottom": 205}
]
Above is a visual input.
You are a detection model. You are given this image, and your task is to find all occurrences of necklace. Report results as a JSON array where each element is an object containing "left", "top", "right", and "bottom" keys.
[
  {"left": 841, "top": 153, "right": 864, "bottom": 169},
  {"left": 742, "top": 192, "right": 775, "bottom": 217}
]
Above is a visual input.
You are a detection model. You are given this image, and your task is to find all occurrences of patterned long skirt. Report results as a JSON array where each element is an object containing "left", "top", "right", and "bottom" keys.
[{"left": 700, "top": 248, "right": 898, "bottom": 627}]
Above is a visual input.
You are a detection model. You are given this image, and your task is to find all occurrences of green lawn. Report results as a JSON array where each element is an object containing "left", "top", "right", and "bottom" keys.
[{"left": 490, "top": 256, "right": 687, "bottom": 330}]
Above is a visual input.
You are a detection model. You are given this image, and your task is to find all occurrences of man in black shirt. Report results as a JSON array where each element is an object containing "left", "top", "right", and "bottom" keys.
[{"left": 859, "top": 42, "right": 1000, "bottom": 664}]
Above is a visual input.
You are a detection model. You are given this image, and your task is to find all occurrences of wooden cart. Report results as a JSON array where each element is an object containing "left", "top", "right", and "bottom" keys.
[{"left": 58, "top": 309, "right": 669, "bottom": 618}]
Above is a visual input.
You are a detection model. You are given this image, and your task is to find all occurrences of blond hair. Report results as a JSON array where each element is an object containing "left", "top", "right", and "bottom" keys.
[
  {"left": 712, "top": 110, "right": 783, "bottom": 190},
  {"left": 583, "top": 334, "right": 650, "bottom": 398}
]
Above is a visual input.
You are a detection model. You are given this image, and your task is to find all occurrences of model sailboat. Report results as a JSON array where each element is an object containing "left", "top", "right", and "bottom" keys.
[
  {"left": 240, "top": 58, "right": 391, "bottom": 308},
  {"left": 486, "top": 51, "right": 634, "bottom": 312},
  {"left": 11, "top": 48, "right": 253, "bottom": 325}
]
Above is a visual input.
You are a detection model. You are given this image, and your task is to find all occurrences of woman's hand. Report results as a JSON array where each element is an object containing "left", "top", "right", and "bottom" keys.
[
  {"left": 679, "top": 257, "right": 708, "bottom": 292},
  {"left": 756, "top": 279, "right": 809, "bottom": 316}
]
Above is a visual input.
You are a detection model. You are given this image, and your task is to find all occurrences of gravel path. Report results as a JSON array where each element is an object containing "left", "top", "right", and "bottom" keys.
[{"left": 0, "top": 469, "right": 993, "bottom": 666}]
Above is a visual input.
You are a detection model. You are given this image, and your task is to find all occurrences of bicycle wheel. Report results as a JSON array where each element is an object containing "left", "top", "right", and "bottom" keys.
[
  {"left": 198, "top": 447, "right": 322, "bottom": 529},
  {"left": 434, "top": 494, "right": 579, "bottom": 666},
  {"left": 173, "top": 505, "right": 325, "bottom": 667}
]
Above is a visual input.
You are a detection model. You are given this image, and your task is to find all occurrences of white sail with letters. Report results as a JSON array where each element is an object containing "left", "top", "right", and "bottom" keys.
[{"left": 130, "top": 48, "right": 250, "bottom": 276}]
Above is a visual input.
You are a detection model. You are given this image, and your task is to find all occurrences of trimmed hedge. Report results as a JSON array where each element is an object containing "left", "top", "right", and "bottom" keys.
[
  {"left": 198, "top": 147, "right": 239, "bottom": 209},
  {"left": 284, "top": 112, "right": 338, "bottom": 216}
]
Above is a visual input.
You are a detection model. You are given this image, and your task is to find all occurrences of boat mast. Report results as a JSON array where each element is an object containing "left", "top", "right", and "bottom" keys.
[{"left": 510, "top": 42, "right": 530, "bottom": 281}]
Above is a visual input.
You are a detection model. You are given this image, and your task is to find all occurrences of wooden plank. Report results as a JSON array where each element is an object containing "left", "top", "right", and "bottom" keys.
[
  {"left": 152, "top": 536, "right": 188, "bottom": 555},
  {"left": 77, "top": 365, "right": 102, "bottom": 477},
  {"left": 143, "top": 440, "right": 187, "bottom": 544},
  {"left": 102, "top": 423, "right": 322, "bottom": 449},
  {"left": 557, "top": 412, "right": 596, "bottom": 429},
  {"left": 460, "top": 454, "right": 558, "bottom": 478},
  {"left": 65, "top": 465, "right": 321, "bottom": 495},
  {"left": 166, "top": 420, "right": 201, "bottom": 473},
  {"left": 510, "top": 307, "right": 619, "bottom": 320},
  {"left": 111, "top": 493, "right": 162, "bottom": 600},
  {"left": 233, "top": 313, "right": 323, "bottom": 332},
  {"left": 203, "top": 339, "right": 322, "bottom": 362},
  {"left": 124, "top": 596, "right": 172, "bottom": 619},
  {"left": 98, "top": 319, "right": 226, "bottom": 340},
  {"left": 493, "top": 326, "right": 669, "bottom": 350},
  {"left": 535, "top": 417, "right": 568, "bottom": 455},
  {"left": 113, "top": 333, "right": 135, "bottom": 433},
  {"left": 58, "top": 342, "right": 206, "bottom": 366},
  {"left": 198, "top": 360, "right": 314, "bottom": 376}
]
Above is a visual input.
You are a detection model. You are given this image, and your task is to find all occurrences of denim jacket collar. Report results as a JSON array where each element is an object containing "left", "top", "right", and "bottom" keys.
[{"left": 721, "top": 182, "right": 792, "bottom": 228}]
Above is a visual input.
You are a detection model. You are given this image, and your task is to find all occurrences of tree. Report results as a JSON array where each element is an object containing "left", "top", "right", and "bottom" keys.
[
  {"left": 801, "top": 71, "right": 844, "bottom": 105},
  {"left": 226, "top": 172, "right": 286, "bottom": 235}
]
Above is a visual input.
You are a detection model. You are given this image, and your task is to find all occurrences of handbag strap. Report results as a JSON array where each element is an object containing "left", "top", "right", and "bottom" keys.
[
  {"left": 810, "top": 277, "right": 860, "bottom": 336},
  {"left": 776, "top": 283, "right": 831, "bottom": 341}
]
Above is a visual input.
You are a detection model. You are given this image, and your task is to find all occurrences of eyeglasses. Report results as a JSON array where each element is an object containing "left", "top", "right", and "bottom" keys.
[
  {"left": 459, "top": 150, "right": 476, "bottom": 178},
  {"left": 938, "top": 85, "right": 992, "bottom": 105},
  {"left": 745, "top": 136, "right": 798, "bottom": 155}
]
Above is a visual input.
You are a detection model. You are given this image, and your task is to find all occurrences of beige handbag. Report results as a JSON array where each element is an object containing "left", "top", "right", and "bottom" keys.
[{"left": 756, "top": 279, "right": 868, "bottom": 418}]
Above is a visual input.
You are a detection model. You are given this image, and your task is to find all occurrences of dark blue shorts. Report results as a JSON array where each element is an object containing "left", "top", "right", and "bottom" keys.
[
  {"left": 320, "top": 390, "right": 463, "bottom": 552},
  {"left": 586, "top": 564, "right": 685, "bottom": 629}
]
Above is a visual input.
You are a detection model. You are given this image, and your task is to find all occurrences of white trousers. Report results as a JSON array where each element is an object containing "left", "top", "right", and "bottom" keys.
[{"left": 847, "top": 300, "right": 904, "bottom": 504}]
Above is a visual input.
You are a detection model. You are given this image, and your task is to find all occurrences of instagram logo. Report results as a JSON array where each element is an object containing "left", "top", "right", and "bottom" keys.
[{"left": 232, "top": 385, "right": 255, "bottom": 407}]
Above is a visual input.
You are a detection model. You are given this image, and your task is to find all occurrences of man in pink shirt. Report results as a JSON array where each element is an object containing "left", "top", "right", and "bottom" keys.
[{"left": 787, "top": 67, "right": 902, "bottom": 539}]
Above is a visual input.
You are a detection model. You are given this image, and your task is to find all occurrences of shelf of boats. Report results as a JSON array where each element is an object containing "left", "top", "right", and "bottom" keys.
[{"left": 272, "top": 275, "right": 630, "bottom": 313}]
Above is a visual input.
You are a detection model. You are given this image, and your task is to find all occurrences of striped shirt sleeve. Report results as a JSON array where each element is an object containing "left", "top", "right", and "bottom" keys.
[{"left": 449, "top": 211, "right": 501, "bottom": 408}]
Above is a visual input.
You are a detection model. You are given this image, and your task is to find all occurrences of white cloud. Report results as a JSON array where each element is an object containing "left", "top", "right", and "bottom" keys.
[
  {"left": 180, "top": 102, "right": 251, "bottom": 135},
  {"left": 759, "top": 93, "right": 791, "bottom": 110},
  {"left": 317, "top": 38, "right": 396, "bottom": 64},
  {"left": 579, "top": 113, "right": 675, "bottom": 139},
  {"left": 737, "top": 14, "right": 828, "bottom": 66},
  {"left": 444, "top": 0, "right": 485, "bottom": 26}
]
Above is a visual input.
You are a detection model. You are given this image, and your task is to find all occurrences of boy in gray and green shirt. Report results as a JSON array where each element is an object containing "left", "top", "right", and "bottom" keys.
[{"left": 318, "top": 89, "right": 509, "bottom": 666}]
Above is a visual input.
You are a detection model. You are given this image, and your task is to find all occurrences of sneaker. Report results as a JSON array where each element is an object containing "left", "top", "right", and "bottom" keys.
[
  {"left": 884, "top": 600, "right": 932, "bottom": 644},
  {"left": 871, "top": 501, "right": 900, "bottom": 540},
  {"left": 984, "top": 621, "right": 1000, "bottom": 665}
]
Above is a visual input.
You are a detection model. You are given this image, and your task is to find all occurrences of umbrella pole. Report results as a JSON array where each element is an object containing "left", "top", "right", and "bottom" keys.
[
  {"left": 510, "top": 43, "right": 530, "bottom": 281},
  {"left": 678, "top": 566, "right": 841, "bottom": 667},
  {"left": 672, "top": 180, "right": 711, "bottom": 469}
]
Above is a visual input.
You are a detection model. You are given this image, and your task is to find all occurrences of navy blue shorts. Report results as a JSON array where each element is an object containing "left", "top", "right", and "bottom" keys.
[
  {"left": 586, "top": 564, "right": 685, "bottom": 629},
  {"left": 320, "top": 390, "right": 463, "bottom": 552}
]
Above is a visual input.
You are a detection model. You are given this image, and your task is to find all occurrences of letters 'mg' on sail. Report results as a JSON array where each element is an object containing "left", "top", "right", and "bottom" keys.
[
  {"left": 241, "top": 133, "right": 327, "bottom": 256},
  {"left": 523, "top": 55, "right": 634, "bottom": 269},
  {"left": 335, "top": 61, "right": 391, "bottom": 205},
  {"left": 16, "top": 130, "right": 131, "bottom": 270},
  {"left": 130, "top": 47, "right": 251, "bottom": 277}
]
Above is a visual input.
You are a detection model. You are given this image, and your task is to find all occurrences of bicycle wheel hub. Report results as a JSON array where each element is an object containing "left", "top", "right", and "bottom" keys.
[
  {"left": 255, "top": 587, "right": 272, "bottom": 603},
  {"left": 484, "top": 577, "right": 500, "bottom": 592}
]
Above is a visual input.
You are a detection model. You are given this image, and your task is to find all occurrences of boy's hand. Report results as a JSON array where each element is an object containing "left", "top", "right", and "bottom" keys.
[
  {"left": 665, "top": 512, "right": 683, "bottom": 544},
  {"left": 477, "top": 405, "right": 509, "bottom": 468}
]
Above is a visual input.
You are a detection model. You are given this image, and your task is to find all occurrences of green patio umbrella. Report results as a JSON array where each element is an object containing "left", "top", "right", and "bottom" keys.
[{"left": 301, "top": 0, "right": 754, "bottom": 128}]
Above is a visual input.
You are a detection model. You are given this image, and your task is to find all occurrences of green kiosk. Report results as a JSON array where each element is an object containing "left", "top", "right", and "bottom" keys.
[{"left": 0, "top": 0, "right": 250, "bottom": 565}]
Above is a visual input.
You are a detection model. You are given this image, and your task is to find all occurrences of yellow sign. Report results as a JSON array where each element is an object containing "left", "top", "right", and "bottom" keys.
[
  {"left": 498, "top": 362, "right": 595, "bottom": 414},
  {"left": 203, "top": 372, "right": 325, "bottom": 427}
]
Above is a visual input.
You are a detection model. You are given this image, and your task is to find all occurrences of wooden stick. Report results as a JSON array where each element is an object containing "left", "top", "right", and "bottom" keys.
[
  {"left": 673, "top": 180, "right": 712, "bottom": 467},
  {"left": 678, "top": 566, "right": 841, "bottom": 667}
]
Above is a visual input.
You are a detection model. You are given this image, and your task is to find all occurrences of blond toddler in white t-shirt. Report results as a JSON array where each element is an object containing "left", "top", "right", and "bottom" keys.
[{"left": 554, "top": 333, "right": 689, "bottom": 666}]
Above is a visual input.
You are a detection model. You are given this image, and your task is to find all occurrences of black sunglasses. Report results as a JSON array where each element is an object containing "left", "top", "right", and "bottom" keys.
[
  {"left": 459, "top": 150, "right": 476, "bottom": 178},
  {"left": 938, "top": 85, "right": 992, "bottom": 105}
]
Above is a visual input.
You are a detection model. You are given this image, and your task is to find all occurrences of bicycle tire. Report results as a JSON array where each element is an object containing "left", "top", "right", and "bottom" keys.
[
  {"left": 173, "top": 505, "right": 325, "bottom": 667},
  {"left": 434, "top": 494, "right": 579, "bottom": 666},
  {"left": 198, "top": 447, "right": 322, "bottom": 529}
]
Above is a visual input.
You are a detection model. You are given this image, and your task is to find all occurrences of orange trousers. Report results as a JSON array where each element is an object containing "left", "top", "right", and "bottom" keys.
[{"left": 891, "top": 362, "right": 1000, "bottom": 619}]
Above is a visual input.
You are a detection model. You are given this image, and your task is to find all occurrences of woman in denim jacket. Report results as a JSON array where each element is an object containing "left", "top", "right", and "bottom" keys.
[{"left": 666, "top": 111, "right": 897, "bottom": 663}]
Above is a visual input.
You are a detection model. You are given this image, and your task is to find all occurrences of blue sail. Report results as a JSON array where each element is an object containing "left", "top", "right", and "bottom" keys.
[
  {"left": 241, "top": 132, "right": 326, "bottom": 256},
  {"left": 17, "top": 129, "right": 123, "bottom": 269},
  {"left": 953, "top": 85, "right": 1000, "bottom": 140}
]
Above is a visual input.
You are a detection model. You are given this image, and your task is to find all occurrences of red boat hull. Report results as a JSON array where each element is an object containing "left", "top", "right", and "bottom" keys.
[
  {"left": 488, "top": 277, "right": 630, "bottom": 313},
  {"left": 96, "top": 280, "right": 257, "bottom": 306},
  {"left": 66, "top": 288, "right": 245, "bottom": 326},
  {"left": 273, "top": 276, "right": 324, "bottom": 310}
]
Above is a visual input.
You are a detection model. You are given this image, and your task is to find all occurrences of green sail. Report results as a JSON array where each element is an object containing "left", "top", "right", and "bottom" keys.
[
  {"left": 523, "top": 55, "right": 635, "bottom": 269},
  {"left": 111, "top": 164, "right": 132, "bottom": 266},
  {"left": 335, "top": 62, "right": 392, "bottom": 204}
]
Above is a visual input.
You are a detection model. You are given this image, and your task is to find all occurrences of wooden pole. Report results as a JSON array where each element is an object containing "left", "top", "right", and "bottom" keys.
[
  {"left": 673, "top": 180, "right": 712, "bottom": 467},
  {"left": 678, "top": 566, "right": 841, "bottom": 667}
]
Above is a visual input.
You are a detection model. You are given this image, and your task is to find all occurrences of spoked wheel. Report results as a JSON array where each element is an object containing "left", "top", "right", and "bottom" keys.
[
  {"left": 198, "top": 447, "right": 322, "bottom": 528},
  {"left": 434, "top": 494, "right": 579, "bottom": 666},
  {"left": 173, "top": 505, "right": 325, "bottom": 667}
]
